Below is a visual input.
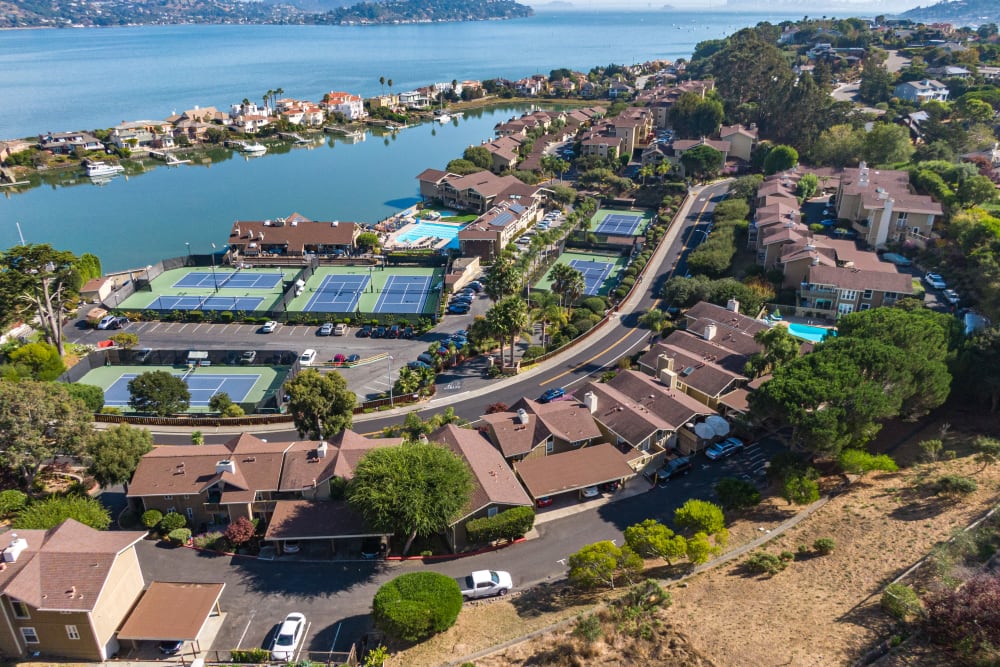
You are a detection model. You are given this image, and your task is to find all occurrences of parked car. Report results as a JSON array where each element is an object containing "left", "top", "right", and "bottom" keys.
[
  {"left": 538, "top": 387, "right": 565, "bottom": 403},
  {"left": 158, "top": 640, "right": 184, "bottom": 656},
  {"left": 333, "top": 353, "right": 346, "bottom": 364},
  {"left": 579, "top": 486, "right": 600, "bottom": 500},
  {"left": 373, "top": 326, "right": 386, "bottom": 338},
  {"left": 455, "top": 570, "right": 513, "bottom": 601},
  {"left": 455, "top": 329, "right": 468, "bottom": 338},
  {"left": 240, "top": 350, "right": 257, "bottom": 364},
  {"left": 535, "top": 496, "right": 554, "bottom": 508},
  {"left": 657, "top": 456, "right": 692, "bottom": 485},
  {"left": 299, "top": 349, "right": 317, "bottom": 366},
  {"left": 333, "top": 323, "right": 348, "bottom": 336},
  {"left": 924, "top": 272, "right": 947, "bottom": 290},
  {"left": 448, "top": 303, "right": 470, "bottom": 314},
  {"left": 317, "top": 322, "right": 334, "bottom": 336},
  {"left": 467, "top": 281, "right": 483, "bottom": 292},
  {"left": 401, "top": 326, "right": 414, "bottom": 338},
  {"left": 388, "top": 324, "right": 401, "bottom": 339},
  {"left": 942, "top": 289, "right": 960, "bottom": 305},
  {"left": 705, "top": 437, "right": 745, "bottom": 461},
  {"left": 282, "top": 540, "right": 301, "bottom": 554},
  {"left": 408, "top": 360, "right": 431, "bottom": 370},
  {"left": 357, "top": 324, "right": 372, "bottom": 337},
  {"left": 260, "top": 320, "right": 279, "bottom": 333},
  {"left": 346, "top": 354, "right": 360, "bottom": 363},
  {"left": 97, "top": 315, "right": 128, "bottom": 330},
  {"left": 599, "top": 480, "right": 621, "bottom": 493},
  {"left": 417, "top": 352, "right": 435, "bottom": 365},
  {"left": 270, "top": 613, "right": 306, "bottom": 661}
]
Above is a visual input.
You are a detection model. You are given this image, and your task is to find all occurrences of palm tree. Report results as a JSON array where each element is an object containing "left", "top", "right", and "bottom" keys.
[
  {"left": 486, "top": 296, "right": 528, "bottom": 367},
  {"left": 549, "top": 263, "right": 585, "bottom": 311},
  {"left": 563, "top": 271, "right": 585, "bottom": 310},
  {"left": 379, "top": 76, "right": 385, "bottom": 95},
  {"left": 387, "top": 79, "right": 393, "bottom": 94},
  {"left": 639, "top": 164, "right": 654, "bottom": 186},
  {"left": 656, "top": 160, "right": 671, "bottom": 181},
  {"left": 530, "top": 292, "right": 565, "bottom": 348}
]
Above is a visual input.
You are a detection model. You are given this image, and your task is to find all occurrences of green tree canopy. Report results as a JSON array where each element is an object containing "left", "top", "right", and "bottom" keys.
[
  {"left": 669, "top": 91, "right": 724, "bottom": 138},
  {"left": 763, "top": 145, "right": 799, "bottom": 175},
  {"left": 0, "top": 244, "right": 80, "bottom": 355},
  {"left": 623, "top": 519, "right": 688, "bottom": 565},
  {"left": 128, "top": 370, "right": 190, "bottom": 416},
  {"left": 15, "top": 495, "right": 111, "bottom": 531},
  {"left": 348, "top": 442, "right": 473, "bottom": 555},
  {"left": 463, "top": 145, "right": 492, "bottom": 170},
  {"left": 87, "top": 423, "right": 154, "bottom": 488},
  {"left": 567, "top": 540, "right": 643, "bottom": 590},
  {"left": 674, "top": 499, "right": 726, "bottom": 535},
  {"left": 0, "top": 380, "right": 92, "bottom": 489},
  {"left": 862, "top": 123, "right": 914, "bottom": 165},
  {"left": 8, "top": 341, "right": 66, "bottom": 381},
  {"left": 483, "top": 256, "right": 523, "bottom": 302},
  {"left": 284, "top": 369, "right": 355, "bottom": 439},
  {"left": 810, "top": 124, "right": 864, "bottom": 168},
  {"left": 485, "top": 296, "right": 529, "bottom": 367},
  {"left": 680, "top": 144, "right": 724, "bottom": 181},
  {"left": 372, "top": 572, "right": 463, "bottom": 642}
]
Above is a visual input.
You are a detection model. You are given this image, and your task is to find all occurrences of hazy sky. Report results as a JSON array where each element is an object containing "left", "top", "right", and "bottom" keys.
[{"left": 542, "top": 0, "right": 928, "bottom": 12}]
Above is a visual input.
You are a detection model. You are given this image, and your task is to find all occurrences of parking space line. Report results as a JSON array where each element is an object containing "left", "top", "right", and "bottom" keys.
[
  {"left": 235, "top": 611, "right": 255, "bottom": 649},
  {"left": 329, "top": 623, "right": 341, "bottom": 652},
  {"left": 176, "top": 324, "right": 189, "bottom": 332},
  {"left": 294, "top": 621, "right": 312, "bottom": 662}
]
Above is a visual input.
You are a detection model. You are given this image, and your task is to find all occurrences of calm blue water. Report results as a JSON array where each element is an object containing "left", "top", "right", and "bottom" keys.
[
  {"left": 0, "top": 9, "right": 804, "bottom": 271},
  {"left": 395, "top": 221, "right": 464, "bottom": 249}
]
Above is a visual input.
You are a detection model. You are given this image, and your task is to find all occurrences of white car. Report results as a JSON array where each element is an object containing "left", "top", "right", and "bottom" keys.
[
  {"left": 333, "top": 323, "right": 348, "bottom": 336},
  {"left": 924, "top": 273, "right": 947, "bottom": 290},
  {"left": 261, "top": 320, "right": 279, "bottom": 333},
  {"left": 455, "top": 570, "right": 513, "bottom": 601},
  {"left": 299, "top": 349, "right": 317, "bottom": 365},
  {"left": 942, "top": 289, "right": 960, "bottom": 305},
  {"left": 270, "top": 613, "right": 306, "bottom": 661}
]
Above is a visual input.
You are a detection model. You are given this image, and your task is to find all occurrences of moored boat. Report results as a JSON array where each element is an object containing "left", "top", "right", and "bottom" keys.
[{"left": 84, "top": 160, "right": 125, "bottom": 178}]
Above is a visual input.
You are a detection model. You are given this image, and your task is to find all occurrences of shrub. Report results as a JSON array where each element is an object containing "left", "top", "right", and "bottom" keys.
[
  {"left": 522, "top": 345, "right": 546, "bottom": 361},
  {"left": 935, "top": 475, "right": 978, "bottom": 497},
  {"left": 580, "top": 296, "right": 606, "bottom": 314},
  {"left": 0, "top": 490, "right": 28, "bottom": 517},
  {"left": 714, "top": 478, "right": 761, "bottom": 510},
  {"left": 881, "top": 582, "right": 921, "bottom": 620},
  {"left": 924, "top": 574, "right": 1000, "bottom": 657},
  {"left": 568, "top": 541, "right": 643, "bottom": 590},
  {"left": 813, "top": 538, "right": 835, "bottom": 555},
  {"left": 141, "top": 509, "right": 163, "bottom": 528},
  {"left": 465, "top": 506, "right": 535, "bottom": 544},
  {"left": 159, "top": 511, "right": 187, "bottom": 532},
  {"left": 781, "top": 474, "right": 820, "bottom": 505},
  {"left": 919, "top": 439, "right": 943, "bottom": 463},
  {"left": 673, "top": 499, "right": 725, "bottom": 535},
  {"left": 224, "top": 516, "right": 256, "bottom": 546},
  {"left": 838, "top": 449, "right": 899, "bottom": 475},
  {"left": 231, "top": 647, "right": 271, "bottom": 663},
  {"left": 745, "top": 551, "right": 786, "bottom": 575},
  {"left": 372, "top": 572, "right": 462, "bottom": 642},
  {"left": 572, "top": 614, "right": 603, "bottom": 642},
  {"left": 192, "top": 531, "right": 226, "bottom": 550},
  {"left": 779, "top": 551, "right": 795, "bottom": 562},
  {"left": 168, "top": 528, "right": 191, "bottom": 545}
]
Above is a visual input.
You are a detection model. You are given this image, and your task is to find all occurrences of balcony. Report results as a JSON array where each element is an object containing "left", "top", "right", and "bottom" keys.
[{"left": 799, "top": 284, "right": 838, "bottom": 298}]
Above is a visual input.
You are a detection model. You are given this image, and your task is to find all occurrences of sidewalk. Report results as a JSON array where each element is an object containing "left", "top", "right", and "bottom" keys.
[{"left": 115, "top": 184, "right": 710, "bottom": 436}]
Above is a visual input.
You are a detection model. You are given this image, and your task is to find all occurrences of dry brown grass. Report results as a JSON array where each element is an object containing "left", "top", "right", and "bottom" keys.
[{"left": 390, "top": 415, "right": 1000, "bottom": 667}]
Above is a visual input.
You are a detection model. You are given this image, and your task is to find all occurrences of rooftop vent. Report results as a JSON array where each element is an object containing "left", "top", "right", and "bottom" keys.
[
  {"left": 216, "top": 460, "right": 236, "bottom": 475},
  {"left": 516, "top": 408, "right": 529, "bottom": 425},
  {"left": 3, "top": 534, "right": 27, "bottom": 563},
  {"left": 317, "top": 441, "right": 328, "bottom": 459}
]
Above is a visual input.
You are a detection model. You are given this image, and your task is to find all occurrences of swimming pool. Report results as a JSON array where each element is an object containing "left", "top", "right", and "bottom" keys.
[
  {"left": 394, "top": 221, "right": 464, "bottom": 249},
  {"left": 786, "top": 322, "right": 836, "bottom": 344}
]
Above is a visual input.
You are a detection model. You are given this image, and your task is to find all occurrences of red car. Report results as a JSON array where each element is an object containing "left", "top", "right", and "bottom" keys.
[
  {"left": 333, "top": 353, "right": 346, "bottom": 364},
  {"left": 536, "top": 496, "right": 554, "bottom": 508}
]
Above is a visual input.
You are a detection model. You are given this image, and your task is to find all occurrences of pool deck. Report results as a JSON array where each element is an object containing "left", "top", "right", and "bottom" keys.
[{"left": 383, "top": 219, "right": 463, "bottom": 252}]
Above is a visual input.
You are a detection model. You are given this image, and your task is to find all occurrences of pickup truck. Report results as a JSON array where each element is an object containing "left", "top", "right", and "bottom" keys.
[{"left": 455, "top": 570, "right": 513, "bottom": 601}]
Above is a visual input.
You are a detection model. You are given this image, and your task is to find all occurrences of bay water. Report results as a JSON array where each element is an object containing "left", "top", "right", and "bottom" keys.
[{"left": 0, "top": 9, "right": 801, "bottom": 270}]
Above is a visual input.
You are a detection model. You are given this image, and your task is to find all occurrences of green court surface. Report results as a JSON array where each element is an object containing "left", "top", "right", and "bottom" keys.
[
  {"left": 117, "top": 266, "right": 294, "bottom": 313},
  {"left": 587, "top": 208, "right": 655, "bottom": 236},
  {"left": 77, "top": 364, "right": 285, "bottom": 413},
  {"left": 286, "top": 265, "right": 443, "bottom": 317},
  {"left": 534, "top": 251, "right": 629, "bottom": 297}
]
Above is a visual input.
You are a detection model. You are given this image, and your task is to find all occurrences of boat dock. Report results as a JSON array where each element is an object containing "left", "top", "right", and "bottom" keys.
[
  {"left": 149, "top": 150, "right": 191, "bottom": 166},
  {"left": 278, "top": 132, "right": 310, "bottom": 144}
]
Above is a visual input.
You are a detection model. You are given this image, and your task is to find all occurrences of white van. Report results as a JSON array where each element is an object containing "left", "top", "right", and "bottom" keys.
[{"left": 299, "top": 349, "right": 317, "bottom": 366}]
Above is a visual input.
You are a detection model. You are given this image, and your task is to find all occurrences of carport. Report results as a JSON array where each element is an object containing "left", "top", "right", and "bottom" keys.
[
  {"left": 117, "top": 582, "right": 226, "bottom": 657},
  {"left": 265, "top": 499, "right": 390, "bottom": 557},
  {"left": 513, "top": 443, "right": 636, "bottom": 500}
]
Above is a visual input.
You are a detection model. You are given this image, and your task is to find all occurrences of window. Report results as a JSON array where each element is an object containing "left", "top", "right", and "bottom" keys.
[
  {"left": 65, "top": 625, "right": 80, "bottom": 640},
  {"left": 20, "top": 627, "right": 39, "bottom": 644},
  {"left": 862, "top": 289, "right": 873, "bottom": 300},
  {"left": 859, "top": 303, "right": 871, "bottom": 310},
  {"left": 487, "top": 507, "right": 499, "bottom": 518},
  {"left": 163, "top": 495, "right": 173, "bottom": 500},
  {"left": 912, "top": 226, "right": 921, "bottom": 236},
  {"left": 840, "top": 289, "right": 857, "bottom": 301},
  {"left": 166, "top": 507, "right": 175, "bottom": 514},
  {"left": 11, "top": 601, "right": 29, "bottom": 619},
  {"left": 185, "top": 507, "right": 194, "bottom": 520},
  {"left": 545, "top": 438, "right": 553, "bottom": 454},
  {"left": 896, "top": 211, "right": 908, "bottom": 225}
]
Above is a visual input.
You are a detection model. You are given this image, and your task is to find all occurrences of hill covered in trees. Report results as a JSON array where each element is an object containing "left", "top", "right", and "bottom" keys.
[
  {"left": 900, "top": 0, "right": 1000, "bottom": 26},
  {"left": 309, "top": 0, "right": 533, "bottom": 25}
]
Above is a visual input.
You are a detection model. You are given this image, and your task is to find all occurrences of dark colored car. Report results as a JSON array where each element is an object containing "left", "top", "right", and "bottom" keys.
[
  {"left": 408, "top": 360, "right": 431, "bottom": 370},
  {"left": 455, "top": 329, "right": 468, "bottom": 338},
  {"left": 388, "top": 325, "right": 401, "bottom": 339},
  {"left": 451, "top": 296, "right": 473, "bottom": 305},
  {"left": 158, "top": 640, "right": 184, "bottom": 656},
  {"left": 373, "top": 326, "right": 386, "bottom": 338},
  {"left": 599, "top": 480, "right": 621, "bottom": 493},
  {"left": 468, "top": 282, "right": 483, "bottom": 292},
  {"left": 448, "top": 304, "right": 470, "bottom": 314},
  {"left": 345, "top": 354, "right": 360, "bottom": 363},
  {"left": 538, "top": 387, "right": 565, "bottom": 403},
  {"left": 657, "top": 456, "right": 692, "bottom": 485},
  {"left": 417, "top": 352, "right": 435, "bottom": 364},
  {"left": 401, "top": 326, "right": 414, "bottom": 339},
  {"left": 357, "top": 324, "right": 372, "bottom": 338}
]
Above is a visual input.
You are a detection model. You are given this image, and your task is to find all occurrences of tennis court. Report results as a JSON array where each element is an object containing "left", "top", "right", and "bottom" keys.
[
  {"left": 303, "top": 274, "right": 371, "bottom": 312},
  {"left": 569, "top": 259, "right": 615, "bottom": 296},
  {"left": 104, "top": 372, "right": 259, "bottom": 407},
  {"left": 172, "top": 271, "right": 285, "bottom": 290},
  {"left": 595, "top": 213, "right": 644, "bottom": 236},
  {"left": 148, "top": 295, "right": 265, "bottom": 311},
  {"left": 373, "top": 275, "right": 432, "bottom": 314}
]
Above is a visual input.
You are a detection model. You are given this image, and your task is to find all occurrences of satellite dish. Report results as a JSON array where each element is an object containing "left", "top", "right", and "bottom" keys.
[
  {"left": 706, "top": 415, "right": 730, "bottom": 437},
  {"left": 694, "top": 423, "right": 715, "bottom": 440}
]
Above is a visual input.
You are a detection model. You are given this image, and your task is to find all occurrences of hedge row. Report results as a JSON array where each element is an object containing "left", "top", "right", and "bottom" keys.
[{"left": 466, "top": 506, "right": 536, "bottom": 544}]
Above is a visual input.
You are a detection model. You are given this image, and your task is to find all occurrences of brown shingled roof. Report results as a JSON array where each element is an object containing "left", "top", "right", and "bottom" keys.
[
  {"left": 514, "top": 444, "right": 636, "bottom": 498},
  {"left": 264, "top": 499, "right": 385, "bottom": 540},
  {"left": 117, "top": 582, "right": 225, "bottom": 641}
]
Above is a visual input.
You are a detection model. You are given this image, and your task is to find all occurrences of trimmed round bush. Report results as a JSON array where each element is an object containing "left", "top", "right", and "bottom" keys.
[
  {"left": 813, "top": 537, "right": 835, "bottom": 555},
  {"left": 372, "top": 572, "right": 462, "bottom": 642},
  {"left": 168, "top": 528, "right": 191, "bottom": 545},
  {"left": 158, "top": 511, "right": 187, "bottom": 532},
  {"left": 141, "top": 509, "right": 163, "bottom": 528}
]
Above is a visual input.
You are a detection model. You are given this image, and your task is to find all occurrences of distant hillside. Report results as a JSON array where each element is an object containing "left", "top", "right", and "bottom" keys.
[
  {"left": 899, "top": 0, "right": 1000, "bottom": 25},
  {"left": 309, "top": 0, "right": 534, "bottom": 25}
]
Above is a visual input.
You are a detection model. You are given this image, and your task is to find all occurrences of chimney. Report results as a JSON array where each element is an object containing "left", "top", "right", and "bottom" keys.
[
  {"left": 316, "top": 441, "right": 328, "bottom": 459},
  {"left": 516, "top": 408, "right": 529, "bottom": 425},
  {"left": 215, "top": 460, "right": 236, "bottom": 475},
  {"left": 583, "top": 391, "right": 597, "bottom": 414},
  {"left": 3, "top": 534, "right": 27, "bottom": 563},
  {"left": 703, "top": 323, "right": 717, "bottom": 341},
  {"left": 658, "top": 354, "right": 675, "bottom": 372},
  {"left": 660, "top": 368, "right": 679, "bottom": 390},
  {"left": 726, "top": 298, "right": 740, "bottom": 314}
]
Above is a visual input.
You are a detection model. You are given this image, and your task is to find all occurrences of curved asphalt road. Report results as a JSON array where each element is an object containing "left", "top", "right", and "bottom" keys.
[{"left": 154, "top": 180, "right": 730, "bottom": 445}]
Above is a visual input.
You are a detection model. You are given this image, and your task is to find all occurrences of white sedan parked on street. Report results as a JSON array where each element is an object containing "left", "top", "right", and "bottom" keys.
[{"left": 924, "top": 273, "right": 947, "bottom": 290}]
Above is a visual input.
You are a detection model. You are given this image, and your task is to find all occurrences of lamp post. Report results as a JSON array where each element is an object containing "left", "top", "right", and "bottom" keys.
[
  {"left": 691, "top": 229, "right": 709, "bottom": 245},
  {"left": 388, "top": 355, "right": 394, "bottom": 407},
  {"left": 185, "top": 242, "right": 191, "bottom": 258},
  {"left": 210, "top": 242, "right": 219, "bottom": 292}
]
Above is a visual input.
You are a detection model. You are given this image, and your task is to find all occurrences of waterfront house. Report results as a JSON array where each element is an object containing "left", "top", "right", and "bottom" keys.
[
  {"left": 322, "top": 92, "right": 367, "bottom": 121},
  {"left": 417, "top": 169, "right": 544, "bottom": 215},
  {"left": 0, "top": 521, "right": 147, "bottom": 661},
  {"left": 481, "top": 135, "right": 523, "bottom": 173},
  {"left": 37, "top": 131, "right": 103, "bottom": 155},
  {"left": 110, "top": 120, "right": 175, "bottom": 151},
  {"left": 458, "top": 197, "right": 538, "bottom": 262},
  {"left": 398, "top": 90, "right": 430, "bottom": 109},
  {"left": 227, "top": 212, "right": 360, "bottom": 259}
]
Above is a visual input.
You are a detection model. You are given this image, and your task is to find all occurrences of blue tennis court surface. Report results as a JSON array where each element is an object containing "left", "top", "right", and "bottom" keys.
[
  {"left": 172, "top": 271, "right": 284, "bottom": 290},
  {"left": 303, "top": 274, "right": 370, "bottom": 312},
  {"left": 569, "top": 259, "right": 614, "bottom": 296},
  {"left": 373, "top": 275, "right": 432, "bottom": 314},
  {"left": 596, "top": 213, "right": 643, "bottom": 236},
  {"left": 148, "top": 295, "right": 265, "bottom": 311},
  {"left": 104, "top": 372, "right": 260, "bottom": 407}
]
